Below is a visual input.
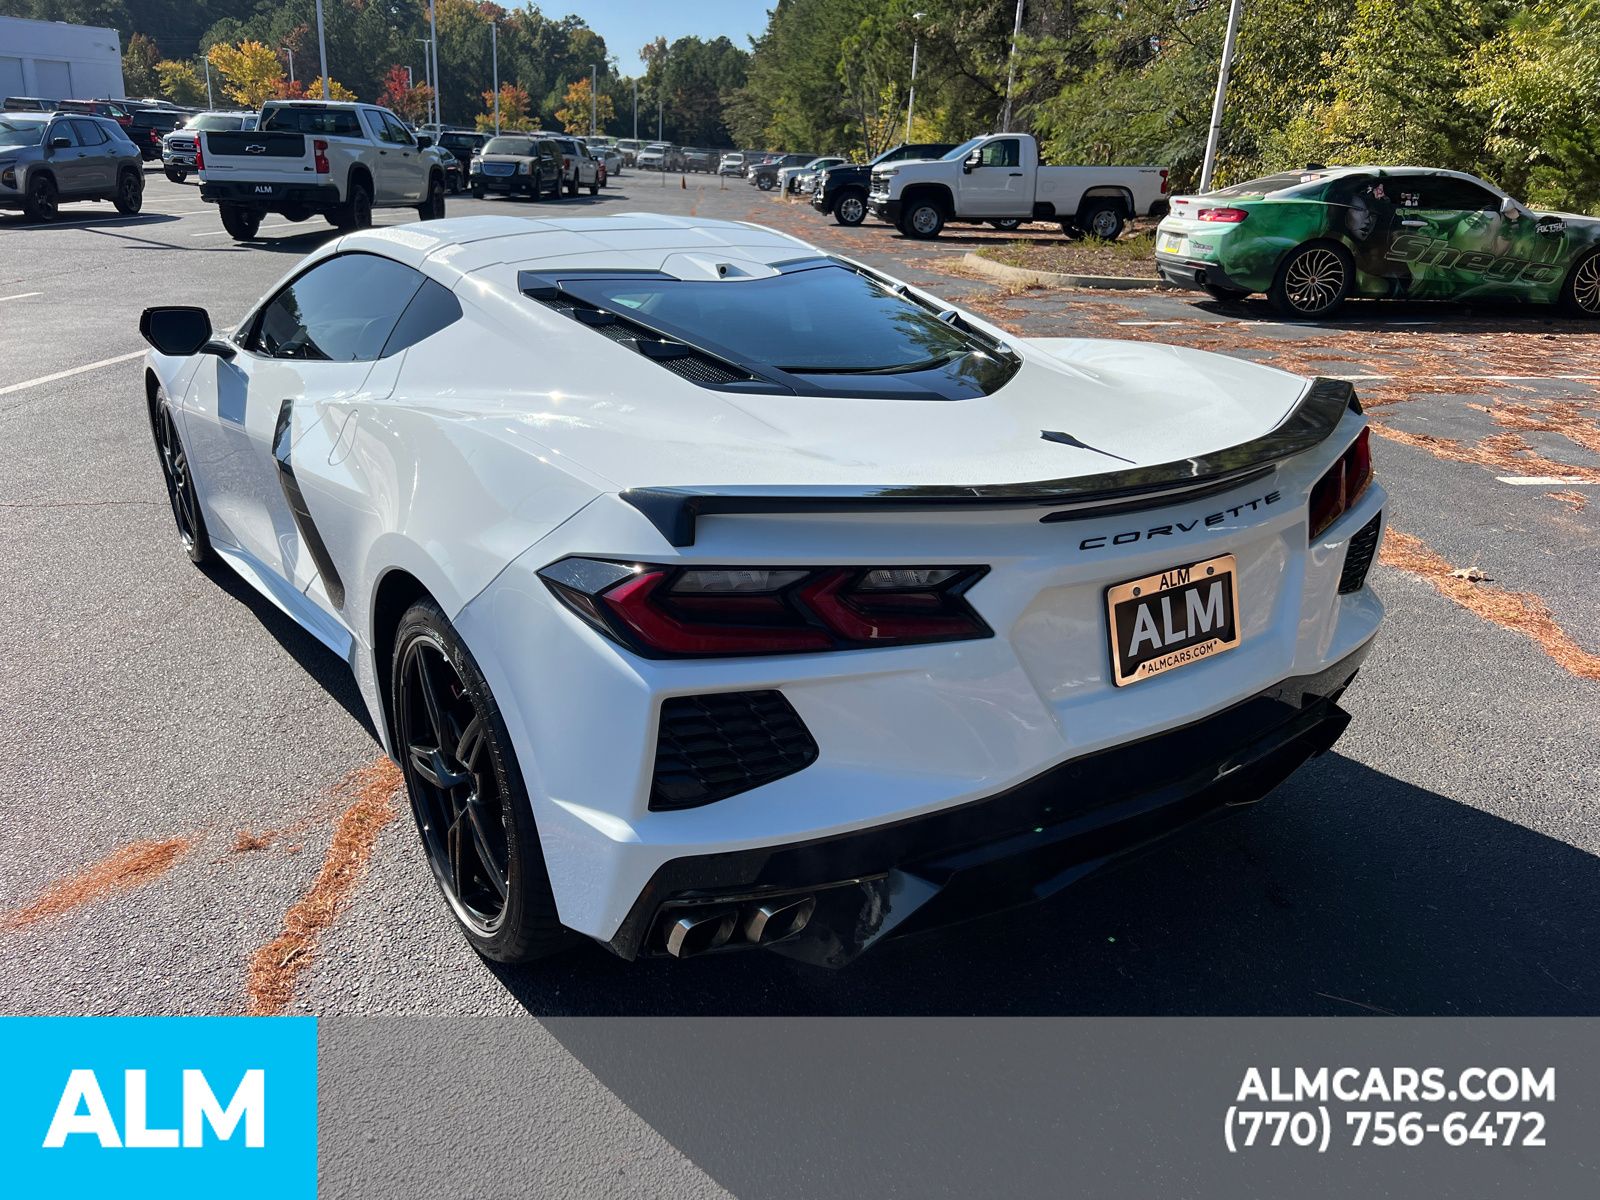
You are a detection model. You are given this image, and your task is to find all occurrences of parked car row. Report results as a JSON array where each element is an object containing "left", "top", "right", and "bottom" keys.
[
  {"left": 0, "top": 110, "right": 146, "bottom": 221},
  {"left": 468, "top": 131, "right": 606, "bottom": 199}
]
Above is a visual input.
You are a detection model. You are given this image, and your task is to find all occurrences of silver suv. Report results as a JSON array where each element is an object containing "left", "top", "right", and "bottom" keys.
[
  {"left": 162, "top": 110, "right": 257, "bottom": 183},
  {"left": 0, "top": 112, "right": 144, "bottom": 221}
]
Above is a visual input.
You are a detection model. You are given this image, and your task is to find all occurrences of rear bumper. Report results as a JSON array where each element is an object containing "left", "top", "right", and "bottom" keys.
[
  {"left": 473, "top": 174, "right": 544, "bottom": 193},
  {"left": 199, "top": 180, "right": 342, "bottom": 212},
  {"left": 1154, "top": 251, "right": 1252, "bottom": 294},
  {"left": 606, "top": 641, "right": 1372, "bottom": 965}
]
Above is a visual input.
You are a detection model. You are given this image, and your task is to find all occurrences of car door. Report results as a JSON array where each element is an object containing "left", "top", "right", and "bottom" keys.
[
  {"left": 1401, "top": 174, "right": 1569, "bottom": 301},
  {"left": 42, "top": 117, "right": 87, "bottom": 195},
  {"left": 958, "top": 137, "right": 1026, "bottom": 216},
  {"left": 379, "top": 112, "right": 425, "bottom": 201},
  {"left": 69, "top": 119, "right": 115, "bottom": 192},
  {"left": 360, "top": 108, "right": 404, "bottom": 201},
  {"left": 180, "top": 253, "right": 427, "bottom": 592}
]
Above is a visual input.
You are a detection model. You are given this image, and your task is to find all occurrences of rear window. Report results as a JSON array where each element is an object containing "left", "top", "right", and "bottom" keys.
[
  {"left": 556, "top": 264, "right": 1017, "bottom": 393},
  {"left": 260, "top": 106, "right": 362, "bottom": 136},
  {"left": 1205, "top": 171, "right": 1331, "bottom": 199},
  {"left": 440, "top": 133, "right": 479, "bottom": 148},
  {"left": 484, "top": 136, "right": 535, "bottom": 155}
]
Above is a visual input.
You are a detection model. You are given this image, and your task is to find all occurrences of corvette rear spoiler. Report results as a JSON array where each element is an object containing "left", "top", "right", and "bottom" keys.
[{"left": 621, "top": 377, "right": 1360, "bottom": 547}]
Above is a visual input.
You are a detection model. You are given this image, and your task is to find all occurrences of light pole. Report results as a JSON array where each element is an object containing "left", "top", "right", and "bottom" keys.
[
  {"left": 905, "top": 11, "right": 924, "bottom": 142},
  {"left": 1000, "top": 0, "right": 1023, "bottom": 132},
  {"left": 283, "top": 46, "right": 295, "bottom": 85},
  {"left": 1199, "top": 0, "right": 1245, "bottom": 193},
  {"left": 491, "top": 21, "right": 500, "bottom": 134},
  {"left": 415, "top": 38, "right": 432, "bottom": 120},
  {"left": 428, "top": 0, "right": 440, "bottom": 125},
  {"left": 203, "top": 55, "right": 213, "bottom": 108},
  {"left": 632, "top": 77, "right": 638, "bottom": 141},
  {"left": 313, "top": 0, "right": 329, "bottom": 100},
  {"left": 590, "top": 63, "right": 597, "bottom": 136}
]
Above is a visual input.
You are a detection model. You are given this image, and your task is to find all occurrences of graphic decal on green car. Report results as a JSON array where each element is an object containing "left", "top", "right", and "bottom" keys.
[{"left": 1154, "top": 167, "right": 1600, "bottom": 318}]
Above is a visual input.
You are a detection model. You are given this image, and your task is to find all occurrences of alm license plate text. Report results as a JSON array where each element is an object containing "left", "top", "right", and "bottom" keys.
[{"left": 1106, "top": 554, "right": 1240, "bottom": 687}]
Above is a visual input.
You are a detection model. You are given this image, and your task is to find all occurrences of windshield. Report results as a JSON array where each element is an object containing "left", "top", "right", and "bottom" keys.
[
  {"left": 561, "top": 264, "right": 1009, "bottom": 379},
  {"left": 0, "top": 118, "right": 45, "bottom": 146},
  {"left": 484, "top": 136, "right": 535, "bottom": 155},
  {"left": 940, "top": 137, "right": 986, "bottom": 162},
  {"left": 441, "top": 133, "right": 479, "bottom": 148},
  {"left": 185, "top": 114, "right": 245, "bottom": 132}
]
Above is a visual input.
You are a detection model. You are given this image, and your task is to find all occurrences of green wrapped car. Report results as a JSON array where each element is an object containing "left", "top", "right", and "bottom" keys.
[{"left": 1154, "top": 166, "right": 1600, "bottom": 318}]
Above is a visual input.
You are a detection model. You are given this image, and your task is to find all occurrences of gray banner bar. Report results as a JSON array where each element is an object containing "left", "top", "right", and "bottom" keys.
[{"left": 322, "top": 1018, "right": 1595, "bottom": 1198}]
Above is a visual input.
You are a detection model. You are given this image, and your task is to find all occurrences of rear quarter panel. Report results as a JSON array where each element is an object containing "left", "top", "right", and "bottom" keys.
[{"left": 1163, "top": 199, "right": 1336, "bottom": 293}]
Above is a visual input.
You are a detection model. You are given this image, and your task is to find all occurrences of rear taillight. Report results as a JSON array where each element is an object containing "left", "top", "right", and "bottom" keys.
[
  {"left": 1160, "top": 168, "right": 1169, "bottom": 194},
  {"left": 1197, "top": 206, "right": 1249, "bottom": 222},
  {"left": 194, "top": 141, "right": 203, "bottom": 170},
  {"left": 314, "top": 139, "right": 330, "bottom": 174},
  {"left": 1308, "top": 427, "right": 1374, "bottom": 539},
  {"left": 540, "top": 559, "right": 991, "bottom": 657}
]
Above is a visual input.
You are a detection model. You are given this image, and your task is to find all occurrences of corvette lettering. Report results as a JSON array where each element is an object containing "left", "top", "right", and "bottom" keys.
[
  {"left": 1075, "top": 491, "right": 1282, "bottom": 550},
  {"left": 1385, "top": 233, "right": 1562, "bottom": 285}
]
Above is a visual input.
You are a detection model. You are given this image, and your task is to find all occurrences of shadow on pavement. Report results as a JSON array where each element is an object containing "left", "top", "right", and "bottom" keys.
[{"left": 487, "top": 751, "right": 1600, "bottom": 1016}]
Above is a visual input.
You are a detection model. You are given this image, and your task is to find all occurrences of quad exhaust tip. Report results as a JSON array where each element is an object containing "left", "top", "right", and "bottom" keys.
[{"left": 661, "top": 893, "right": 817, "bottom": 958}]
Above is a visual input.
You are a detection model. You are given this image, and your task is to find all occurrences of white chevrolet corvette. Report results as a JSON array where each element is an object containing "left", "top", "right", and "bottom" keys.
[{"left": 139, "top": 214, "right": 1385, "bottom": 966}]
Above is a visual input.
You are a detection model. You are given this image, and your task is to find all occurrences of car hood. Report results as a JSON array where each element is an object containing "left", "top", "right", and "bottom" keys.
[{"left": 454, "top": 337, "right": 1316, "bottom": 495}]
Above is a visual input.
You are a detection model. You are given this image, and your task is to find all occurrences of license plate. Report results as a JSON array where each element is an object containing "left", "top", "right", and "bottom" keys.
[
  {"left": 1157, "top": 231, "right": 1187, "bottom": 255},
  {"left": 1105, "top": 554, "right": 1240, "bottom": 687}
]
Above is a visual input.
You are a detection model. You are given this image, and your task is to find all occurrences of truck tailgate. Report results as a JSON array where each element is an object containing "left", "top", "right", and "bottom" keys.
[{"left": 199, "top": 130, "right": 312, "bottom": 176}]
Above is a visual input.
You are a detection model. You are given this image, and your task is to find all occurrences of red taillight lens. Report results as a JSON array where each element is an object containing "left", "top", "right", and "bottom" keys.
[
  {"left": 194, "top": 142, "right": 203, "bottom": 170},
  {"left": 314, "top": 139, "right": 330, "bottom": 174},
  {"left": 1197, "top": 206, "right": 1249, "bottom": 223},
  {"left": 1308, "top": 427, "right": 1374, "bottom": 539},
  {"left": 541, "top": 560, "right": 991, "bottom": 657},
  {"left": 1159, "top": 168, "right": 1169, "bottom": 195}
]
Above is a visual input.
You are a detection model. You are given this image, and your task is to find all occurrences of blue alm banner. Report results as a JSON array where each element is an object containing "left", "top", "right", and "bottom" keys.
[{"left": 0, "top": 1017, "right": 317, "bottom": 1199}]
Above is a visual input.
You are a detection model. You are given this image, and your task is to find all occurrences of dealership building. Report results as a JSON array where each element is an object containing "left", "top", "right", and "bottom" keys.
[{"left": 0, "top": 15, "right": 125, "bottom": 101}]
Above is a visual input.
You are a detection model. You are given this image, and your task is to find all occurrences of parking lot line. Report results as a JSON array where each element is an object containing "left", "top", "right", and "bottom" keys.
[
  {"left": 0, "top": 292, "right": 42, "bottom": 302},
  {"left": 1497, "top": 476, "right": 1598, "bottom": 486},
  {"left": 0, "top": 350, "right": 144, "bottom": 397}
]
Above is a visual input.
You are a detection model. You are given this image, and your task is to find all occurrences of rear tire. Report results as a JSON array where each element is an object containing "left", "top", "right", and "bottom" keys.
[
  {"left": 589, "top": 177, "right": 599, "bottom": 196},
  {"left": 392, "top": 599, "right": 573, "bottom": 964},
  {"left": 1269, "top": 241, "right": 1353, "bottom": 318},
  {"left": 833, "top": 189, "right": 867, "bottom": 226},
  {"left": 334, "top": 182, "right": 372, "bottom": 230},
  {"left": 112, "top": 169, "right": 143, "bottom": 215},
  {"left": 1077, "top": 201, "right": 1126, "bottom": 241},
  {"left": 1559, "top": 249, "right": 1600, "bottom": 318},
  {"left": 219, "top": 203, "right": 261, "bottom": 240},
  {"left": 989, "top": 218, "right": 1023, "bottom": 231},
  {"left": 23, "top": 174, "right": 58, "bottom": 221}
]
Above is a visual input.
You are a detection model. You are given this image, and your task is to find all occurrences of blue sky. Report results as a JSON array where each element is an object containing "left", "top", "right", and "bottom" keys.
[{"left": 557, "top": 1, "right": 771, "bottom": 75}]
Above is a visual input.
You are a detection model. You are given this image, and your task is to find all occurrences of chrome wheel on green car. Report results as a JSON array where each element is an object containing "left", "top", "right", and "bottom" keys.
[{"left": 1271, "top": 244, "right": 1352, "bottom": 318}]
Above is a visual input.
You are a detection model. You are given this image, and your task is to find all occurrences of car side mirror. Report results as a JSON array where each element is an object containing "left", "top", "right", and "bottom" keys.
[
  {"left": 1498, "top": 195, "right": 1519, "bottom": 218},
  {"left": 416, "top": 135, "right": 433, "bottom": 149},
  {"left": 139, "top": 306, "right": 235, "bottom": 359},
  {"left": 50, "top": 136, "right": 71, "bottom": 149},
  {"left": 963, "top": 152, "right": 980, "bottom": 174}
]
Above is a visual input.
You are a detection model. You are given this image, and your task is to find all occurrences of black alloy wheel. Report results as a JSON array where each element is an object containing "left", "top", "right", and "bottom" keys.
[
  {"left": 24, "top": 174, "right": 58, "bottom": 221},
  {"left": 113, "top": 170, "right": 143, "bottom": 215},
  {"left": 392, "top": 601, "right": 570, "bottom": 962},
  {"left": 154, "top": 397, "right": 209, "bottom": 563},
  {"left": 418, "top": 174, "right": 446, "bottom": 220}
]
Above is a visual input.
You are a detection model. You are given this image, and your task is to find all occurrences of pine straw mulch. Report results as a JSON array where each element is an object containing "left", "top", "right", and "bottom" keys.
[{"left": 2, "top": 837, "right": 191, "bottom": 931}]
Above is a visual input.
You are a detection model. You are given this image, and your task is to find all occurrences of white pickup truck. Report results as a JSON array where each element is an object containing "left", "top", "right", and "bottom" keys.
[
  {"left": 869, "top": 132, "right": 1169, "bottom": 240},
  {"left": 197, "top": 100, "right": 448, "bottom": 241}
]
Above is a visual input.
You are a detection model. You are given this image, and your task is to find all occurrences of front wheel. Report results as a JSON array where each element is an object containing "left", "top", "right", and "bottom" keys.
[
  {"left": 471, "top": 184, "right": 485, "bottom": 200},
  {"left": 589, "top": 176, "right": 599, "bottom": 196},
  {"left": 900, "top": 199, "right": 944, "bottom": 240},
  {"left": 1560, "top": 249, "right": 1600, "bottom": 318},
  {"left": 165, "top": 168, "right": 187, "bottom": 184},
  {"left": 757, "top": 174, "right": 774, "bottom": 191},
  {"left": 392, "top": 600, "right": 572, "bottom": 963},
  {"left": 417, "top": 174, "right": 446, "bottom": 220},
  {"left": 151, "top": 393, "right": 210, "bottom": 564},
  {"left": 1269, "top": 242, "right": 1353, "bottom": 318},
  {"left": 23, "top": 174, "right": 58, "bottom": 221},
  {"left": 219, "top": 203, "right": 261, "bottom": 240},
  {"left": 833, "top": 189, "right": 867, "bottom": 226},
  {"left": 112, "top": 170, "right": 143, "bottom": 215}
]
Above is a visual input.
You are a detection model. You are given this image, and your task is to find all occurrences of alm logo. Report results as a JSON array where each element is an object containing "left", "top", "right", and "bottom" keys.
[{"left": 44, "top": 1068, "right": 265, "bottom": 1149}]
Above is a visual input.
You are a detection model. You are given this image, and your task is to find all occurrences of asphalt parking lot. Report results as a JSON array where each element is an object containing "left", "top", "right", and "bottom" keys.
[{"left": 2, "top": 166, "right": 1598, "bottom": 1019}]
